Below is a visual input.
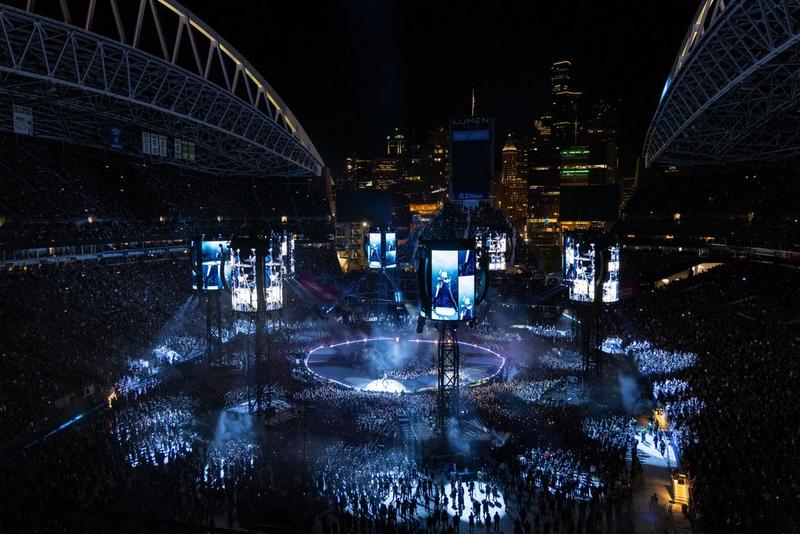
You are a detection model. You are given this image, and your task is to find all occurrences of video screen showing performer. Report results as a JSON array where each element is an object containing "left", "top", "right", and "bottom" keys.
[
  {"left": 367, "top": 232, "right": 382, "bottom": 269},
  {"left": 564, "top": 236, "right": 595, "bottom": 302},
  {"left": 385, "top": 232, "right": 397, "bottom": 268},
  {"left": 475, "top": 230, "right": 507, "bottom": 271},
  {"left": 264, "top": 242, "right": 283, "bottom": 311},
  {"left": 231, "top": 246, "right": 258, "bottom": 312},
  {"left": 280, "top": 231, "right": 296, "bottom": 274},
  {"left": 430, "top": 248, "right": 475, "bottom": 321},
  {"left": 602, "top": 244, "right": 620, "bottom": 303},
  {"left": 193, "top": 240, "right": 231, "bottom": 291}
]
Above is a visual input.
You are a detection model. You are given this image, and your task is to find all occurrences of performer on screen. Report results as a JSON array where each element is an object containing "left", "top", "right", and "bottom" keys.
[
  {"left": 369, "top": 244, "right": 381, "bottom": 266},
  {"left": 247, "top": 248, "right": 257, "bottom": 288},
  {"left": 208, "top": 243, "right": 225, "bottom": 289},
  {"left": 565, "top": 244, "right": 576, "bottom": 279},
  {"left": 231, "top": 248, "right": 241, "bottom": 289},
  {"left": 459, "top": 296, "right": 474, "bottom": 321},
  {"left": 202, "top": 243, "right": 224, "bottom": 289},
  {"left": 265, "top": 251, "right": 273, "bottom": 288},
  {"left": 459, "top": 250, "right": 475, "bottom": 276},
  {"left": 433, "top": 270, "right": 457, "bottom": 317},
  {"left": 217, "top": 243, "right": 229, "bottom": 289}
]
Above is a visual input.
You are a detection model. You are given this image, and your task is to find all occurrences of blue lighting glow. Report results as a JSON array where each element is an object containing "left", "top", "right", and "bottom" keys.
[
  {"left": 660, "top": 77, "right": 671, "bottom": 102},
  {"left": 26, "top": 410, "right": 91, "bottom": 448}
]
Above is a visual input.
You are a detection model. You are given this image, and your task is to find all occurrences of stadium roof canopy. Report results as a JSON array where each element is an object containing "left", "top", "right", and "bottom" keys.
[
  {"left": 644, "top": 0, "right": 800, "bottom": 167},
  {"left": 0, "top": 0, "right": 323, "bottom": 176}
]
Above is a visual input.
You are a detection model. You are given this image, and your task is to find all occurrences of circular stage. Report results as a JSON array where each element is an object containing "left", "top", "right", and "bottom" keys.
[{"left": 305, "top": 337, "right": 505, "bottom": 393}]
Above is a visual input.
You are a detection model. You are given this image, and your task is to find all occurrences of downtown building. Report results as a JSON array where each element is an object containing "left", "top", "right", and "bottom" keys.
[
  {"left": 495, "top": 136, "right": 529, "bottom": 238},
  {"left": 526, "top": 60, "right": 620, "bottom": 272}
]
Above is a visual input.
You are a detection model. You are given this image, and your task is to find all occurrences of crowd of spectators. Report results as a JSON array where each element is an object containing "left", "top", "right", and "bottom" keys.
[
  {"left": 0, "top": 258, "right": 189, "bottom": 443},
  {"left": 5, "top": 152, "right": 795, "bottom": 534},
  {"left": 0, "top": 285, "right": 659, "bottom": 532},
  {"left": 581, "top": 417, "right": 635, "bottom": 451},
  {"left": 113, "top": 395, "right": 198, "bottom": 468},
  {"left": 0, "top": 134, "right": 333, "bottom": 248},
  {"left": 624, "top": 341, "right": 697, "bottom": 377},
  {"left": 619, "top": 261, "right": 800, "bottom": 531}
]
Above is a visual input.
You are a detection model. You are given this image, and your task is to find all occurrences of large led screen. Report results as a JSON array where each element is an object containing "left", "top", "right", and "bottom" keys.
[
  {"left": 280, "top": 231, "right": 295, "bottom": 274},
  {"left": 476, "top": 231, "right": 506, "bottom": 271},
  {"left": 385, "top": 232, "right": 397, "bottom": 268},
  {"left": 230, "top": 241, "right": 283, "bottom": 313},
  {"left": 231, "top": 246, "right": 258, "bottom": 312},
  {"left": 449, "top": 117, "right": 494, "bottom": 202},
  {"left": 564, "top": 236, "right": 596, "bottom": 302},
  {"left": 367, "top": 232, "right": 383, "bottom": 269},
  {"left": 430, "top": 248, "right": 475, "bottom": 321},
  {"left": 264, "top": 243, "right": 283, "bottom": 311},
  {"left": 192, "top": 239, "right": 231, "bottom": 291},
  {"left": 602, "top": 244, "right": 620, "bottom": 303}
]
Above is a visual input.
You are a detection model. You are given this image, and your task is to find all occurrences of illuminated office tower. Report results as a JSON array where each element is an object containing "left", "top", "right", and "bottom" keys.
[
  {"left": 496, "top": 137, "right": 528, "bottom": 236},
  {"left": 550, "top": 60, "right": 581, "bottom": 146}
]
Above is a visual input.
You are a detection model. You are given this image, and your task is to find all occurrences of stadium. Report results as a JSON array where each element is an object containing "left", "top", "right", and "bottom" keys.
[{"left": 0, "top": 1, "right": 798, "bottom": 534}]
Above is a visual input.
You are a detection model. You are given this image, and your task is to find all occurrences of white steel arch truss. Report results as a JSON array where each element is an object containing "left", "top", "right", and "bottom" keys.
[
  {"left": 0, "top": 1, "right": 323, "bottom": 176},
  {"left": 644, "top": 0, "right": 800, "bottom": 167}
]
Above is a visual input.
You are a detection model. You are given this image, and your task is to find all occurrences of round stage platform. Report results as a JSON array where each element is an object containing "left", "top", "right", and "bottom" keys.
[{"left": 305, "top": 337, "right": 505, "bottom": 393}]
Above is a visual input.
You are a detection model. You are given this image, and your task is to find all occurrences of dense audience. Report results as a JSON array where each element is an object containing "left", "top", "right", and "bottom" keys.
[
  {"left": 1, "top": 133, "right": 796, "bottom": 534},
  {"left": 625, "top": 342, "right": 697, "bottom": 377},
  {"left": 0, "top": 135, "right": 332, "bottom": 248},
  {"left": 0, "top": 258, "right": 189, "bottom": 442},
  {"left": 620, "top": 261, "right": 800, "bottom": 532}
]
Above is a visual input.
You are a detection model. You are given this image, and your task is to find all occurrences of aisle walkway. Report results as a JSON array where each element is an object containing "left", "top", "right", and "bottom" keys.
[{"left": 630, "top": 435, "right": 693, "bottom": 534}]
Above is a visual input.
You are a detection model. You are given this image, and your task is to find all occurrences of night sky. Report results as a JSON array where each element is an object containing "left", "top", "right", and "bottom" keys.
[{"left": 191, "top": 1, "right": 699, "bottom": 173}]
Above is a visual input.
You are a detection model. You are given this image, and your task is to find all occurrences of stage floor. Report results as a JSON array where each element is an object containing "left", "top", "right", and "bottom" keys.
[{"left": 306, "top": 337, "right": 505, "bottom": 393}]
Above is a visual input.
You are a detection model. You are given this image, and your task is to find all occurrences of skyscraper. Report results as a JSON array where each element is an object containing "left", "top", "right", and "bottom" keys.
[
  {"left": 550, "top": 60, "right": 571, "bottom": 94},
  {"left": 496, "top": 136, "right": 528, "bottom": 236},
  {"left": 550, "top": 60, "right": 581, "bottom": 146}
]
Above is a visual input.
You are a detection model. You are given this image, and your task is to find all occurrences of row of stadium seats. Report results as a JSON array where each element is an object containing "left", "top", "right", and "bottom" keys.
[
  {"left": 0, "top": 135, "right": 332, "bottom": 248},
  {"left": 622, "top": 169, "right": 800, "bottom": 247}
]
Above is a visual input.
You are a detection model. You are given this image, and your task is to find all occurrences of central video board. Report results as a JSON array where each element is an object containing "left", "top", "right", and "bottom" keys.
[
  {"left": 385, "top": 232, "right": 397, "bottom": 269},
  {"left": 367, "top": 232, "right": 383, "bottom": 269}
]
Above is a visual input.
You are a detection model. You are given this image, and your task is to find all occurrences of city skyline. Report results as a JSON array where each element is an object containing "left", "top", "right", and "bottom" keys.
[{"left": 190, "top": 1, "right": 699, "bottom": 173}]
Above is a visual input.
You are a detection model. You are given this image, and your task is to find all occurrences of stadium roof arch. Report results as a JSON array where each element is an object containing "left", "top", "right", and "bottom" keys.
[
  {"left": 644, "top": 0, "right": 800, "bottom": 167},
  {"left": 0, "top": 0, "right": 323, "bottom": 176}
]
